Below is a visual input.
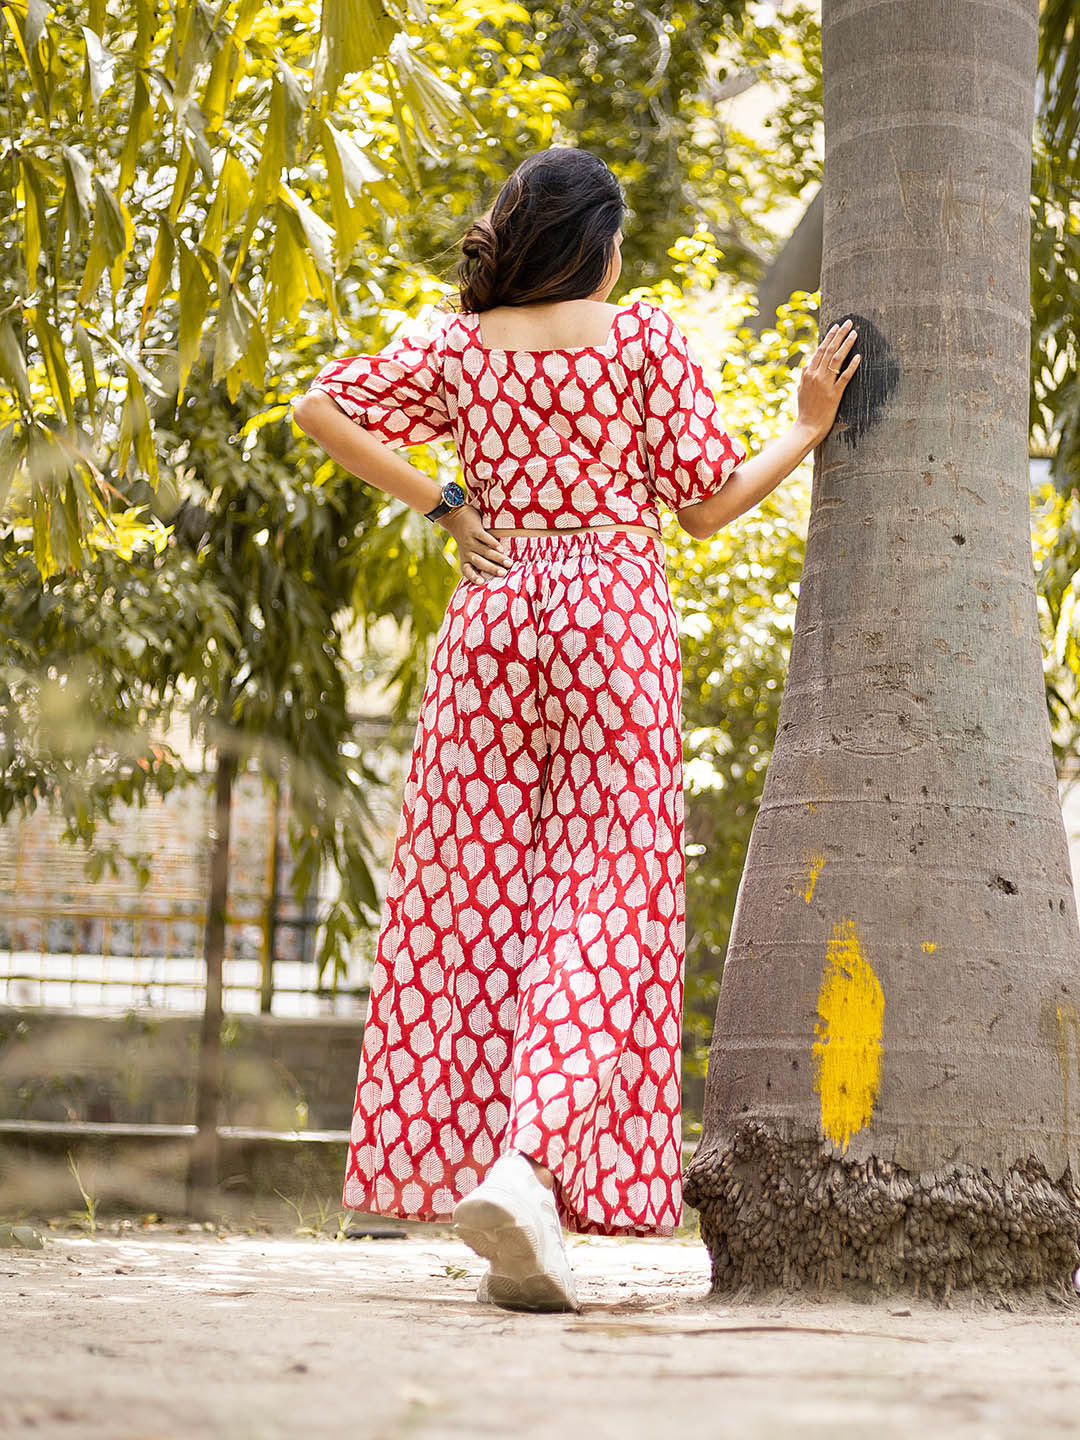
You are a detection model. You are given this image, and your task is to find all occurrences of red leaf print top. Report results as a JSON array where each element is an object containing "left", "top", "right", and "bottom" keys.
[{"left": 305, "top": 297, "right": 747, "bottom": 531}]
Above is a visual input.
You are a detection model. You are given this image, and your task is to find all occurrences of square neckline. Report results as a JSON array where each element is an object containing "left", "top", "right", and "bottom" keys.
[{"left": 467, "top": 298, "right": 640, "bottom": 356}]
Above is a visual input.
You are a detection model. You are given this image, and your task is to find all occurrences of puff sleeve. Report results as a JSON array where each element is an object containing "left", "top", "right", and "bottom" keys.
[
  {"left": 641, "top": 303, "right": 747, "bottom": 512},
  {"left": 304, "top": 312, "right": 455, "bottom": 449}
]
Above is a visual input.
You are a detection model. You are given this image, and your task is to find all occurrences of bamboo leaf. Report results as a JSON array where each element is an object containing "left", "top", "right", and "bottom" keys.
[
  {"left": 60, "top": 144, "right": 93, "bottom": 222},
  {"left": 202, "top": 152, "right": 250, "bottom": 256},
  {"left": 32, "top": 311, "right": 75, "bottom": 422},
  {"left": 382, "top": 59, "right": 421, "bottom": 190},
  {"left": 25, "top": 0, "right": 49, "bottom": 53},
  {"left": 31, "top": 478, "right": 54, "bottom": 579},
  {"left": 139, "top": 221, "right": 175, "bottom": 341},
  {"left": 0, "top": 319, "right": 32, "bottom": 411},
  {"left": 20, "top": 156, "right": 47, "bottom": 285},
  {"left": 388, "top": 31, "right": 472, "bottom": 148},
  {"left": 61, "top": 474, "right": 83, "bottom": 566},
  {"left": 213, "top": 264, "right": 250, "bottom": 384},
  {"left": 82, "top": 26, "right": 116, "bottom": 106},
  {"left": 178, "top": 239, "right": 212, "bottom": 401},
  {"left": 131, "top": 0, "right": 153, "bottom": 64},
  {"left": 266, "top": 202, "right": 310, "bottom": 332},
  {"left": 277, "top": 60, "right": 307, "bottom": 163},
  {"left": 166, "top": 141, "right": 195, "bottom": 224},
  {"left": 78, "top": 178, "right": 134, "bottom": 305},
  {"left": 281, "top": 181, "right": 334, "bottom": 280},
  {"left": 322, "top": 117, "right": 388, "bottom": 195},
  {"left": 183, "top": 101, "right": 216, "bottom": 183},
  {"left": 202, "top": 0, "right": 263, "bottom": 133},
  {"left": 116, "top": 360, "right": 157, "bottom": 486},
  {"left": 250, "top": 71, "right": 301, "bottom": 208},
  {"left": 0, "top": 5, "right": 30, "bottom": 75},
  {"left": 317, "top": 0, "right": 401, "bottom": 106},
  {"left": 118, "top": 71, "right": 153, "bottom": 197},
  {"left": 320, "top": 121, "right": 370, "bottom": 269},
  {"left": 93, "top": 326, "right": 169, "bottom": 400},
  {"left": 74, "top": 323, "right": 99, "bottom": 414},
  {"left": 174, "top": 0, "right": 218, "bottom": 118},
  {"left": 231, "top": 315, "right": 267, "bottom": 401},
  {"left": 0, "top": 425, "right": 27, "bottom": 513}
]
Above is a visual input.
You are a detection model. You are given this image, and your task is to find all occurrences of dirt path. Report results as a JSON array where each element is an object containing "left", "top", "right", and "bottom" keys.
[{"left": 2, "top": 1221, "right": 1079, "bottom": 1438}]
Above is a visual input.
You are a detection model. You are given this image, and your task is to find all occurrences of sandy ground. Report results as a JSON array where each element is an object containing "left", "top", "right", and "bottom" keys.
[{"left": 2, "top": 1218, "right": 1080, "bottom": 1440}]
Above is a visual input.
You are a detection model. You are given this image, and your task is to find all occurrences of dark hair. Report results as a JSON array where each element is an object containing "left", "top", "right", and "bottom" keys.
[{"left": 454, "top": 147, "right": 626, "bottom": 314}]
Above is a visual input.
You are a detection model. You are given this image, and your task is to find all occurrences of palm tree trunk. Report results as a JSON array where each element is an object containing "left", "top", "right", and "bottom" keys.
[{"left": 683, "top": 0, "right": 1080, "bottom": 1296}]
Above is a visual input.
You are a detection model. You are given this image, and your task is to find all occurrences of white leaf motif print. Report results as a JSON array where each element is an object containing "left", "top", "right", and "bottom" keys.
[
  {"left": 541, "top": 353, "right": 570, "bottom": 384},
  {"left": 560, "top": 379, "right": 585, "bottom": 413}
]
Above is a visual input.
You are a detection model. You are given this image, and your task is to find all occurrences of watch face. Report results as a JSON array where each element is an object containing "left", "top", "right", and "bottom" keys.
[{"left": 444, "top": 481, "right": 467, "bottom": 507}]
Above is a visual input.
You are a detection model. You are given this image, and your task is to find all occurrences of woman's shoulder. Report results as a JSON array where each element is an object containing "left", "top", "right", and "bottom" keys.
[
  {"left": 629, "top": 296, "right": 678, "bottom": 332},
  {"left": 621, "top": 297, "right": 681, "bottom": 361}
]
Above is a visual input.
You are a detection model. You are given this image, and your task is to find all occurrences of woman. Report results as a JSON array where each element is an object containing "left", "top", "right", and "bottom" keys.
[{"left": 293, "top": 146, "right": 859, "bottom": 1314}]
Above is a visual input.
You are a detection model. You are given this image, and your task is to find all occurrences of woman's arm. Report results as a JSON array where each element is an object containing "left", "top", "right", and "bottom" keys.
[
  {"left": 293, "top": 391, "right": 444, "bottom": 515},
  {"left": 677, "top": 318, "right": 861, "bottom": 541},
  {"left": 677, "top": 421, "right": 821, "bottom": 539},
  {"left": 292, "top": 391, "right": 513, "bottom": 582}
]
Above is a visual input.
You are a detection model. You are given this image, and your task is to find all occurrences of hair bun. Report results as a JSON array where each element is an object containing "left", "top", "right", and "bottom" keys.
[
  {"left": 461, "top": 216, "right": 497, "bottom": 259},
  {"left": 459, "top": 217, "right": 500, "bottom": 310}
]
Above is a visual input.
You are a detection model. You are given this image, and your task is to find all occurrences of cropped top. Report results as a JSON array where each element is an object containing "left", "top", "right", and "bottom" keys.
[{"left": 305, "top": 297, "right": 747, "bottom": 532}]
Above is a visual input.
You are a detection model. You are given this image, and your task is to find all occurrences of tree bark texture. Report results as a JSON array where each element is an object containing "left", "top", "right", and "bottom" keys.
[
  {"left": 186, "top": 748, "right": 235, "bottom": 1219},
  {"left": 683, "top": 0, "right": 1080, "bottom": 1297}
]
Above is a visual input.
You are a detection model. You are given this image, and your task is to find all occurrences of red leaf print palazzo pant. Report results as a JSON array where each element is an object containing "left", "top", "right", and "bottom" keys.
[{"left": 343, "top": 526, "right": 686, "bottom": 1236}]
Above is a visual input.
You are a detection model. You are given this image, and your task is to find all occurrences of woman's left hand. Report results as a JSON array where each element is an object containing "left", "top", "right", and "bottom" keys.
[
  {"left": 439, "top": 504, "right": 513, "bottom": 584},
  {"left": 795, "top": 318, "right": 861, "bottom": 440}
]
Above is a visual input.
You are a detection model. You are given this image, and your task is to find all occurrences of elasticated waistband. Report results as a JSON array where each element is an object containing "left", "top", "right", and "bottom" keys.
[{"left": 493, "top": 527, "right": 665, "bottom": 566}]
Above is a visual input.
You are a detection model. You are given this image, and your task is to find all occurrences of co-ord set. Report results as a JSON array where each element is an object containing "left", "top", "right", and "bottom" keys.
[{"left": 307, "top": 297, "right": 746, "bottom": 1236}]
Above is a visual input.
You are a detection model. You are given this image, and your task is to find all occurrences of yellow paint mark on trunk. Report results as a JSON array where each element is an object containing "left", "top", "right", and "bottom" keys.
[
  {"left": 812, "top": 918, "right": 884, "bottom": 1154},
  {"left": 797, "top": 852, "right": 826, "bottom": 903},
  {"left": 921, "top": 940, "right": 936, "bottom": 953}
]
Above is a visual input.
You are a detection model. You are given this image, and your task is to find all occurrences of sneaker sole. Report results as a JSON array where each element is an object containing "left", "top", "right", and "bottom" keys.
[
  {"left": 454, "top": 1195, "right": 579, "bottom": 1312},
  {"left": 483, "top": 1269, "right": 575, "bottom": 1313}
]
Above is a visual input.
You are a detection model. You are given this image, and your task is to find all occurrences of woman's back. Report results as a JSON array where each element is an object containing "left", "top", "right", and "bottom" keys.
[
  {"left": 472, "top": 298, "right": 622, "bottom": 352},
  {"left": 307, "top": 296, "right": 747, "bottom": 533}
]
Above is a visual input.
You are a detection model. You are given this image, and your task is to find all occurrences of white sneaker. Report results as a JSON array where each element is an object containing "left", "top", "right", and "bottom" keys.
[{"left": 454, "top": 1151, "right": 580, "bottom": 1313}]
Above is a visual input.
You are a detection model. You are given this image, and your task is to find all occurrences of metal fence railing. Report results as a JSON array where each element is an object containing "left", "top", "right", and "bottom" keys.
[{"left": 0, "top": 759, "right": 395, "bottom": 1017}]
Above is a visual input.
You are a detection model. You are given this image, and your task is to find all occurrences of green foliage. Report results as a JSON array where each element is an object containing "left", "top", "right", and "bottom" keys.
[
  {"left": 0, "top": 530, "right": 203, "bottom": 842},
  {"left": 0, "top": 372, "right": 404, "bottom": 984},
  {"left": 497, "top": 1, "right": 822, "bottom": 288},
  {"left": 1032, "top": 0, "right": 1080, "bottom": 491},
  {"left": 147, "top": 386, "right": 391, "bottom": 986},
  {"left": 1032, "top": 479, "right": 1080, "bottom": 763},
  {"left": 1031, "top": 132, "right": 1080, "bottom": 491},
  {"left": 657, "top": 276, "right": 817, "bottom": 1082},
  {"left": 0, "top": 0, "right": 475, "bottom": 573}
]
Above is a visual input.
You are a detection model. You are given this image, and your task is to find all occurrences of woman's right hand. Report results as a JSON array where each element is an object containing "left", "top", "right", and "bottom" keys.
[
  {"left": 439, "top": 504, "right": 514, "bottom": 585},
  {"left": 795, "top": 318, "right": 861, "bottom": 440}
]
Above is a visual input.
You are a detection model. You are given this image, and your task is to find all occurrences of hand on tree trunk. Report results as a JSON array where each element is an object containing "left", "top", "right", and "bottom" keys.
[{"left": 795, "top": 318, "right": 861, "bottom": 440}]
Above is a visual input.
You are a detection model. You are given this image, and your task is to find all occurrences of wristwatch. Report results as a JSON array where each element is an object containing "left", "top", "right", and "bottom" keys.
[{"left": 425, "top": 479, "right": 468, "bottom": 524}]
